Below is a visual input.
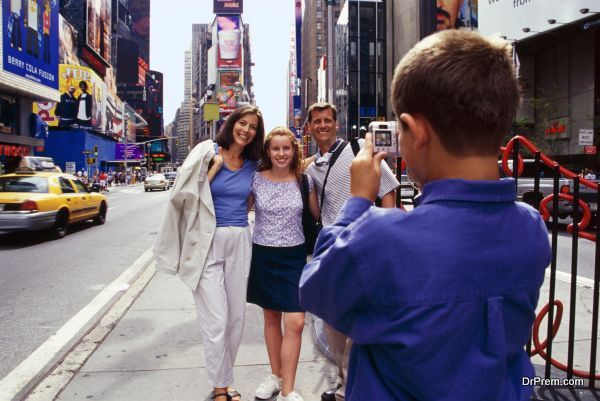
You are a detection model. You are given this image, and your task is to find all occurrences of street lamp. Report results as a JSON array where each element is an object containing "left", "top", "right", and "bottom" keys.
[{"left": 580, "top": 8, "right": 600, "bottom": 14}]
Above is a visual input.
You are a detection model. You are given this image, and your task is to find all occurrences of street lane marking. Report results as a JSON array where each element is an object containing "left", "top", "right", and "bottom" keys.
[
  {"left": 0, "top": 248, "right": 154, "bottom": 401},
  {"left": 547, "top": 270, "right": 594, "bottom": 289},
  {"left": 24, "top": 265, "right": 156, "bottom": 401}
]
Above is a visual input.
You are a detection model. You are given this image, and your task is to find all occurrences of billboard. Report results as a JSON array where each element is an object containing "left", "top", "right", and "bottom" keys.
[
  {"left": 33, "top": 64, "right": 108, "bottom": 132},
  {"left": 479, "top": 0, "right": 598, "bottom": 41},
  {"left": 59, "top": 14, "right": 78, "bottom": 65},
  {"left": 115, "top": 143, "right": 144, "bottom": 160},
  {"left": 214, "top": 0, "right": 242, "bottom": 14},
  {"left": 128, "top": 0, "right": 150, "bottom": 62},
  {"left": 216, "top": 86, "right": 236, "bottom": 111},
  {"left": 2, "top": 0, "right": 59, "bottom": 89},
  {"left": 219, "top": 70, "right": 240, "bottom": 87},
  {"left": 217, "top": 15, "right": 242, "bottom": 68},
  {"left": 85, "top": 0, "right": 111, "bottom": 65},
  {"left": 435, "top": 0, "right": 477, "bottom": 31}
]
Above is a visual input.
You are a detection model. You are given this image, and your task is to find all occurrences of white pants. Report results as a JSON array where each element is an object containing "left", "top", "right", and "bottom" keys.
[{"left": 192, "top": 226, "right": 252, "bottom": 388}]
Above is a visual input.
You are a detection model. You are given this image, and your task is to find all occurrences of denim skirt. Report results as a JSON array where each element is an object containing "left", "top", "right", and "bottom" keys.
[{"left": 247, "top": 243, "right": 306, "bottom": 312}]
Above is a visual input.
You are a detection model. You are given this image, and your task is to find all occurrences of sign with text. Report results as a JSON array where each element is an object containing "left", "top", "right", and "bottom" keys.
[
  {"left": 579, "top": 129, "right": 593, "bottom": 146},
  {"left": 115, "top": 143, "right": 144, "bottom": 160},
  {"left": 214, "top": 0, "right": 242, "bottom": 14},
  {"left": 2, "top": 0, "right": 59, "bottom": 89},
  {"left": 544, "top": 117, "right": 570, "bottom": 140},
  {"left": 217, "top": 15, "right": 242, "bottom": 68},
  {"left": 584, "top": 146, "right": 596, "bottom": 155},
  {"left": 479, "top": 0, "right": 599, "bottom": 41}
]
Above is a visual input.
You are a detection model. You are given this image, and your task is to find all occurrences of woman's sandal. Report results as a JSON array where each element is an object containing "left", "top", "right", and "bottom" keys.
[
  {"left": 212, "top": 392, "right": 228, "bottom": 400},
  {"left": 227, "top": 390, "right": 242, "bottom": 401}
]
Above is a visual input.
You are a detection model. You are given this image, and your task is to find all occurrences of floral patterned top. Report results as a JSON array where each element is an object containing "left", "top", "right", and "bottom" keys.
[{"left": 252, "top": 172, "right": 314, "bottom": 247}]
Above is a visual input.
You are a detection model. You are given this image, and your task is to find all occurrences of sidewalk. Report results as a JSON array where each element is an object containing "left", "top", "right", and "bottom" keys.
[
  {"left": 30, "top": 265, "right": 337, "bottom": 401},
  {"left": 22, "top": 259, "right": 600, "bottom": 401}
]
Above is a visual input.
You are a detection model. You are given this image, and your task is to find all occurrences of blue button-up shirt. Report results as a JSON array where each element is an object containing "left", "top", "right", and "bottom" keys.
[{"left": 300, "top": 178, "right": 551, "bottom": 401}]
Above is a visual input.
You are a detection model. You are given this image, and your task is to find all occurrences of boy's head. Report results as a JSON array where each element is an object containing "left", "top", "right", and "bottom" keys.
[{"left": 391, "top": 30, "right": 520, "bottom": 159}]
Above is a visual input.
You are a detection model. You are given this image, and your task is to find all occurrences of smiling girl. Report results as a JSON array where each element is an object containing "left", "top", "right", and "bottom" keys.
[{"left": 247, "top": 127, "right": 319, "bottom": 401}]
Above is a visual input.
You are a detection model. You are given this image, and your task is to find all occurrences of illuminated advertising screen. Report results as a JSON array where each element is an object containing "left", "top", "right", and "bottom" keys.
[
  {"left": 217, "top": 15, "right": 242, "bottom": 68},
  {"left": 215, "top": 85, "right": 236, "bottom": 111},
  {"left": 219, "top": 70, "right": 240, "bottom": 87},
  {"left": 479, "top": 0, "right": 598, "bottom": 41},
  {"left": 214, "top": 0, "right": 242, "bottom": 14},
  {"left": 85, "top": 0, "right": 111, "bottom": 64},
  {"left": 2, "top": 0, "right": 59, "bottom": 89},
  {"left": 59, "top": 15, "right": 78, "bottom": 65},
  {"left": 33, "top": 64, "right": 107, "bottom": 131},
  {"left": 128, "top": 0, "right": 150, "bottom": 62},
  {"left": 435, "top": 0, "right": 478, "bottom": 31}
]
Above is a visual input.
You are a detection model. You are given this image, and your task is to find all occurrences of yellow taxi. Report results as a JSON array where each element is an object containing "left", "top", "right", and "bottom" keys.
[{"left": 0, "top": 165, "right": 107, "bottom": 238}]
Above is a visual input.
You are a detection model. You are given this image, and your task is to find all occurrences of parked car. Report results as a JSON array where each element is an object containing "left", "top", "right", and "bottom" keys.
[
  {"left": 0, "top": 169, "right": 108, "bottom": 238},
  {"left": 163, "top": 172, "right": 178, "bottom": 189},
  {"left": 144, "top": 174, "right": 169, "bottom": 192}
]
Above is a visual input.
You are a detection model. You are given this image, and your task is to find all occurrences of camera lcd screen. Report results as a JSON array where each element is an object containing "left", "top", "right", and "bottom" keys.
[{"left": 374, "top": 130, "right": 392, "bottom": 146}]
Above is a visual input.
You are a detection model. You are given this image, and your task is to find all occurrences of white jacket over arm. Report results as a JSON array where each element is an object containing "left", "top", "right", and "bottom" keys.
[{"left": 153, "top": 140, "right": 217, "bottom": 291}]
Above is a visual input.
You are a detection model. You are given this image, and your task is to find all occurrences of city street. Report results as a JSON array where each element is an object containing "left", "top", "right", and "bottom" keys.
[{"left": 0, "top": 185, "right": 168, "bottom": 379}]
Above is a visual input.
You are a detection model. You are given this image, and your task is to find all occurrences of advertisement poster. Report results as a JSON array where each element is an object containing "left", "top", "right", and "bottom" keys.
[
  {"left": 59, "top": 15, "right": 78, "bottom": 65},
  {"left": 436, "top": 0, "right": 477, "bottom": 31},
  {"left": 479, "top": 0, "right": 597, "bottom": 41},
  {"left": 115, "top": 143, "right": 144, "bottom": 160},
  {"left": 219, "top": 70, "right": 240, "bottom": 87},
  {"left": 86, "top": 0, "right": 111, "bottom": 63},
  {"left": 33, "top": 64, "right": 107, "bottom": 131},
  {"left": 215, "top": 85, "right": 236, "bottom": 111},
  {"left": 2, "top": 0, "right": 59, "bottom": 89},
  {"left": 214, "top": 0, "right": 242, "bottom": 14},
  {"left": 217, "top": 15, "right": 242, "bottom": 68}
]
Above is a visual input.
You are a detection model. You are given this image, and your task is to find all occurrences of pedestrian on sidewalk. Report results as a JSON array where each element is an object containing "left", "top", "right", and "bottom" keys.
[
  {"left": 299, "top": 30, "right": 552, "bottom": 401},
  {"left": 247, "top": 127, "right": 319, "bottom": 401},
  {"left": 303, "top": 102, "right": 399, "bottom": 401},
  {"left": 154, "top": 105, "right": 265, "bottom": 401}
]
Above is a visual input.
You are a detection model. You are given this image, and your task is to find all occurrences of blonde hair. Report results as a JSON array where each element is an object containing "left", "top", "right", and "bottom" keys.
[{"left": 258, "top": 126, "right": 304, "bottom": 183}]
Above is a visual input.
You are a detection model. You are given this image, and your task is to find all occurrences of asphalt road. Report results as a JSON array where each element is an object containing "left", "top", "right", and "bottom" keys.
[{"left": 0, "top": 184, "right": 170, "bottom": 380}]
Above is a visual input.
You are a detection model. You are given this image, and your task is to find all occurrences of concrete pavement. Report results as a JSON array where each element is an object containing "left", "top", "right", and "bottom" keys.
[{"left": 15, "top": 252, "right": 600, "bottom": 401}]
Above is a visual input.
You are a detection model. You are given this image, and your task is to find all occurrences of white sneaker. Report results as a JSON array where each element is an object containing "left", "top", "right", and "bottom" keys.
[
  {"left": 276, "top": 391, "right": 304, "bottom": 401},
  {"left": 255, "top": 374, "right": 282, "bottom": 399}
]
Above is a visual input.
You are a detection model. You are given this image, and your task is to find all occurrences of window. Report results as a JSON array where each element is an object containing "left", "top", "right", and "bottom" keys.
[
  {"left": 72, "top": 179, "right": 88, "bottom": 193},
  {"left": 317, "top": 11, "right": 323, "bottom": 18},
  {"left": 317, "top": 33, "right": 323, "bottom": 41},
  {"left": 317, "top": 22, "right": 322, "bottom": 29},
  {"left": 59, "top": 177, "right": 76, "bottom": 193},
  {"left": 0, "top": 176, "right": 48, "bottom": 193},
  {"left": 317, "top": 0, "right": 323, "bottom": 7},
  {"left": 0, "top": 94, "right": 18, "bottom": 135}
]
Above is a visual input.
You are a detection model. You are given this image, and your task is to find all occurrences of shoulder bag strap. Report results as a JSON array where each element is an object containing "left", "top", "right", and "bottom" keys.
[{"left": 320, "top": 140, "right": 349, "bottom": 212}]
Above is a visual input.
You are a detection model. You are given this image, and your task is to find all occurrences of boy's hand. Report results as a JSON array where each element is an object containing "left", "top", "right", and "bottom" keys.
[{"left": 350, "top": 133, "right": 387, "bottom": 202}]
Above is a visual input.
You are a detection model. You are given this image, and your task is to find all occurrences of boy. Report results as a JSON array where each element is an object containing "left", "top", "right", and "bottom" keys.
[{"left": 299, "top": 30, "right": 551, "bottom": 401}]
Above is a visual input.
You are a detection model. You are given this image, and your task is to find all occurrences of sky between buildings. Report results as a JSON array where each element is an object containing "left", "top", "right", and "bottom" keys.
[{"left": 150, "top": 0, "right": 295, "bottom": 131}]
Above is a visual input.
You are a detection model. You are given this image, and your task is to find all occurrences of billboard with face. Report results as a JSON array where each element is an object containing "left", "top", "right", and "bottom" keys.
[
  {"left": 33, "top": 64, "right": 107, "bottom": 131},
  {"left": 217, "top": 15, "right": 242, "bottom": 68},
  {"left": 59, "top": 14, "right": 78, "bottom": 65},
  {"left": 219, "top": 70, "right": 240, "bottom": 87},
  {"left": 86, "top": 0, "right": 111, "bottom": 64},
  {"left": 435, "top": 0, "right": 478, "bottom": 31},
  {"left": 2, "top": 0, "right": 59, "bottom": 89}
]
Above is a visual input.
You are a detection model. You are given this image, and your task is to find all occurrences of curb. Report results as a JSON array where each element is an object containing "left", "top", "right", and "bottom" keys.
[{"left": 0, "top": 248, "right": 155, "bottom": 401}]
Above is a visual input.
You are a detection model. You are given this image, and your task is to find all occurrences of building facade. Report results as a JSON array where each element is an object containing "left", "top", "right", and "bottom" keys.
[{"left": 335, "top": 0, "right": 387, "bottom": 139}]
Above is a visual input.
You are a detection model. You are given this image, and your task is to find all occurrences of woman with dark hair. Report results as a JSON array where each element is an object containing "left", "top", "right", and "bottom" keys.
[{"left": 154, "top": 105, "right": 265, "bottom": 401}]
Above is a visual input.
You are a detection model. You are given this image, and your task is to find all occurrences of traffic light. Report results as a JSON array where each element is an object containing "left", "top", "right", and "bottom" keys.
[{"left": 93, "top": 145, "right": 98, "bottom": 156}]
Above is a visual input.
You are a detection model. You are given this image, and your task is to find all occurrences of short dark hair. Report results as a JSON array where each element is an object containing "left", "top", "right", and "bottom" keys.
[
  {"left": 307, "top": 102, "right": 337, "bottom": 122},
  {"left": 79, "top": 81, "right": 88, "bottom": 90},
  {"left": 391, "top": 30, "right": 521, "bottom": 156},
  {"left": 216, "top": 105, "right": 265, "bottom": 161}
]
